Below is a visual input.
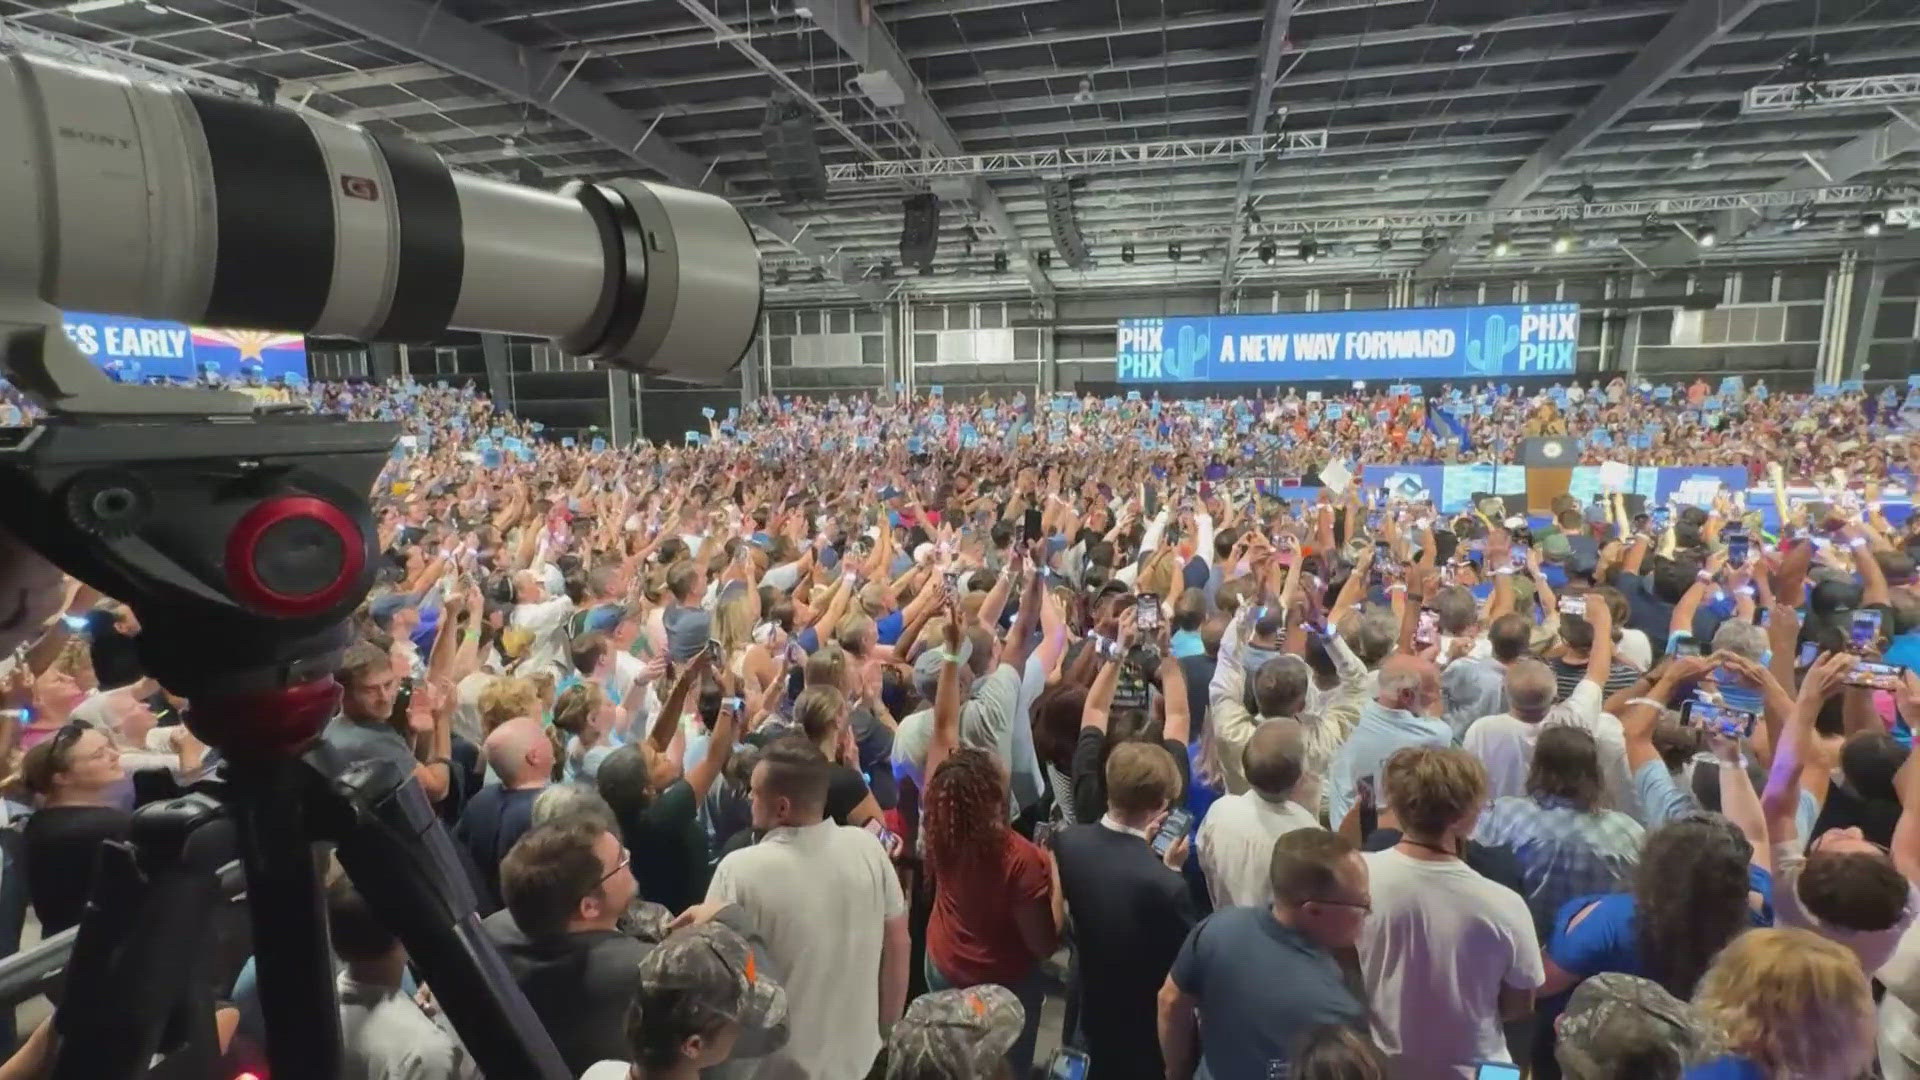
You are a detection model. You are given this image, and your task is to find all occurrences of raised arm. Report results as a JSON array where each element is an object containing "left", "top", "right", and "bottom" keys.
[
  {"left": 647, "top": 651, "right": 711, "bottom": 753},
  {"left": 925, "top": 603, "right": 967, "bottom": 780}
]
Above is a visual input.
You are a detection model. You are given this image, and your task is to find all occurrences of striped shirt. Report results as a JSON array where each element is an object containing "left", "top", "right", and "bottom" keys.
[
  {"left": 1548, "top": 658, "right": 1641, "bottom": 703},
  {"left": 1475, "top": 795, "right": 1644, "bottom": 939}
]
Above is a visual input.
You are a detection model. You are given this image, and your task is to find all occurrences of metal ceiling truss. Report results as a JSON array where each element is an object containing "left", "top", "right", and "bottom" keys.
[
  {"left": 0, "top": 16, "right": 298, "bottom": 105},
  {"left": 275, "top": 0, "right": 884, "bottom": 298},
  {"left": 1416, "top": 0, "right": 1772, "bottom": 279},
  {"left": 800, "top": 0, "right": 1051, "bottom": 297},
  {"left": 1113, "top": 185, "right": 1911, "bottom": 244},
  {"left": 286, "top": 1, "right": 1678, "bottom": 96},
  {"left": 1745, "top": 74, "right": 1920, "bottom": 114},
  {"left": 820, "top": 131, "right": 1327, "bottom": 184},
  {"left": 1635, "top": 115, "right": 1920, "bottom": 266},
  {"left": 1218, "top": 0, "right": 1298, "bottom": 309},
  {"left": 663, "top": 0, "right": 887, "bottom": 161}
]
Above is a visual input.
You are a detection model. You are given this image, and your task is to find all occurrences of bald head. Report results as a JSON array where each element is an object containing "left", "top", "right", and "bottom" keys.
[
  {"left": 1376, "top": 655, "right": 1439, "bottom": 715},
  {"left": 513, "top": 570, "right": 543, "bottom": 604},
  {"left": 1243, "top": 718, "right": 1306, "bottom": 803},
  {"left": 1505, "top": 658, "right": 1557, "bottom": 721},
  {"left": 486, "top": 715, "right": 553, "bottom": 787}
]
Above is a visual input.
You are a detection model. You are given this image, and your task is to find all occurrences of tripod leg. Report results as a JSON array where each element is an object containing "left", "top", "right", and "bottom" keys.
[
  {"left": 51, "top": 798, "right": 225, "bottom": 1080},
  {"left": 316, "top": 751, "right": 572, "bottom": 1080},
  {"left": 228, "top": 756, "right": 344, "bottom": 1080}
]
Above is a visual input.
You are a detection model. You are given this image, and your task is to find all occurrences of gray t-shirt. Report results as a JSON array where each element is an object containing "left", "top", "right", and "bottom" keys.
[
  {"left": 337, "top": 973, "right": 476, "bottom": 1080},
  {"left": 321, "top": 714, "right": 419, "bottom": 776},
  {"left": 890, "top": 663, "right": 1023, "bottom": 793},
  {"left": 1169, "top": 905, "right": 1366, "bottom": 1080}
]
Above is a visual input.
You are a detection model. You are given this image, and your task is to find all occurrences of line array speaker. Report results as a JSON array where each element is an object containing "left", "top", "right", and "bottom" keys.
[
  {"left": 761, "top": 97, "right": 827, "bottom": 203},
  {"left": 1042, "top": 178, "right": 1089, "bottom": 269},
  {"left": 900, "top": 193, "right": 940, "bottom": 271}
]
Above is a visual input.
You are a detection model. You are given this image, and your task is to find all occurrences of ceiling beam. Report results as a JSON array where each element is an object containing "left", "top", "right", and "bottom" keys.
[
  {"left": 1416, "top": 0, "right": 1772, "bottom": 279},
  {"left": 801, "top": 0, "right": 1052, "bottom": 297},
  {"left": 276, "top": 0, "right": 881, "bottom": 297},
  {"left": 1218, "top": 0, "right": 1297, "bottom": 309},
  {"left": 1635, "top": 115, "right": 1920, "bottom": 266}
]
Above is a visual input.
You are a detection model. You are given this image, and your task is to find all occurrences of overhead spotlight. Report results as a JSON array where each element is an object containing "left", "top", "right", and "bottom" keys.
[
  {"left": 1695, "top": 221, "right": 1718, "bottom": 248},
  {"left": 1297, "top": 236, "right": 1319, "bottom": 264},
  {"left": 1037, "top": 250, "right": 1052, "bottom": 269},
  {"left": 992, "top": 251, "right": 1009, "bottom": 273},
  {"left": 878, "top": 259, "right": 896, "bottom": 279},
  {"left": 1244, "top": 199, "right": 1262, "bottom": 225},
  {"left": 1862, "top": 210, "right": 1886, "bottom": 237},
  {"left": 1641, "top": 212, "right": 1665, "bottom": 240},
  {"left": 775, "top": 267, "right": 790, "bottom": 285},
  {"left": 1074, "top": 76, "right": 1094, "bottom": 104},
  {"left": 1573, "top": 180, "right": 1596, "bottom": 205},
  {"left": 1121, "top": 242, "right": 1136, "bottom": 264},
  {"left": 1376, "top": 232, "right": 1394, "bottom": 253},
  {"left": 1689, "top": 149, "right": 1707, "bottom": 171},
  {"left": 1789, "top": 204, "right": 1816, "bottom": 231},
  {"left": 1490, "top": 227, "right": 1513, "bottom": 257},
  {"left": 1420, "top": 230, "right": 1440, "bottom": 252},
  {"left": 1168, "top": 241, "right": 1183, "bottom": 262},
  {"left": 1551, "top": 223, "right": 1576, "bottom": 254},
  {"left": 1257, "top": 239, "right": 1276, "bottom": 265},
  {"left": 810, "top": 266, "right": 826, "bottom": 284}
]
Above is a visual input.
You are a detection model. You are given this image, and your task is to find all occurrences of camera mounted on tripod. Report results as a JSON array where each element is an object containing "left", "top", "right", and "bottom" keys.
[{"left": 0, "top": 41, "right": 764, "bottom": 1080}]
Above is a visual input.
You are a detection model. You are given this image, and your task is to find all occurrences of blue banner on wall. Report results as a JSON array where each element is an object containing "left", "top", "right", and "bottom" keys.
[
  {"left": 1115, "top": 303, "right": 1579, "bottom": 384},
  {"left": 62, "top": 311, "right": 308, "bottom": 382},
  {"left": 1341, "top": 463, "right": 1746, "bottom": 517}
]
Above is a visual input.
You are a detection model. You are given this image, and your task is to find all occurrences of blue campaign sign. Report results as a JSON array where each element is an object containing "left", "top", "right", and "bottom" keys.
[
  {"left": 1362, "top": 466, "right": 1445, "bottom": 506},
  {"left": 61, "top": 312, "right": 308, "bottom": 382},
  {"left": 1113, "top": 303, "right": 1579, "bottom": 384},
  {"left": 1654, "top": 467, "right": 1746, "bottom": 507}
]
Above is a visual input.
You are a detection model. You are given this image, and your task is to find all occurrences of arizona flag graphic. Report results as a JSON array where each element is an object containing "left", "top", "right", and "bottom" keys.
[{"left": 190, "top": 328, "right": 308, "bottom": 381}]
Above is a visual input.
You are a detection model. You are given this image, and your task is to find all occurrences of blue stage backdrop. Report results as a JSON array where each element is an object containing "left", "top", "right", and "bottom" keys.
[
  {"left": 1115, "top": 303, "right": 1580, "bottom": 384},
  {"left": 62, "top": 311, "right": 308, "bottom": 383}
]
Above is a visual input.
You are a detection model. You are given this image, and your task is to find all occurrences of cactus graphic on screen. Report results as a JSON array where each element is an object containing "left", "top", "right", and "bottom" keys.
[
  {"left": 1164, "top": 324, "right": 1209, "bottom": 381},
  {"left": 1465, "top": 312, "right": 1520, "bottom": 376}
]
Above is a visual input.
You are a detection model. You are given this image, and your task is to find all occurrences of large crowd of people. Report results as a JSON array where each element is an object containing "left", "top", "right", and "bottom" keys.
[{"left": 4, "top": 370, "right": 1920, "bottom": 1080}]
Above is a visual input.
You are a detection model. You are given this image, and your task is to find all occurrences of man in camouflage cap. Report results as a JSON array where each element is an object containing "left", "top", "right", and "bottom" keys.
[
  {"left": 882, "top": 985, "right": 1025, "bottom": 1080},
  {"left": 577, "top": 921, "right": 789, "bottom": 1080},
  {"left": 1554, "top": 972, "right": 1718, "bottom": 1080}
]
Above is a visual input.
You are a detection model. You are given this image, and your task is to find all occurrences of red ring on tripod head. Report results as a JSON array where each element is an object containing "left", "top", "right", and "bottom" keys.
[{"left": 225, "top": 495, "right": 365, "bottom": 618}]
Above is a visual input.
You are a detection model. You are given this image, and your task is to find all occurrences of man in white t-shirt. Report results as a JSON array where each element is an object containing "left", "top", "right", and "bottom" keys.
[
  {"left": 1430, "top": 585, "right": 1492, "bottom": 669},
  {"left": 686, "top": 736, "right": 908, "bottom": 1080},
  {"left": 1358, "top": 746, "right": 1543, "bottom": 1080},
  {"left": 1197, "top": 719, "right": 1319, "bottom": 909},
  {"left": 1465, "top": 599, "right": 1627, "bottom": 808},
  {"left": 1462, "top": 659, "right": 1559, "bottom": 802}
]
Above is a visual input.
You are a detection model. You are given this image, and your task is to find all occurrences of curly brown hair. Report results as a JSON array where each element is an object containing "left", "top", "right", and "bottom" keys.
[
  {"left": 1635, "top": 816, "right": 1754, "bottom": 998},
  {"left": 922, "top": 747, "right": 1009, "bottom": 876}
]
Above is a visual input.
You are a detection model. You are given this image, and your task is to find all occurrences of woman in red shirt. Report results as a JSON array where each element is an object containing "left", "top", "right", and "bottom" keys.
[{"left": 923, "top": 747, "right": 1059, "bottom": 1078}]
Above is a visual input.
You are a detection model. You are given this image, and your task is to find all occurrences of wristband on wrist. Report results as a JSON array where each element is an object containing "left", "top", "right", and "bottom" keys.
[
  {"left": 1696, "top": 570, "right": 1713, "bottom": 583},
  {"left": 1624, "top": 697, "right": 1668, "bottom": 713},
  {"left": 1849, "top": 536, "right": 1869, "bottom": 550}
]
